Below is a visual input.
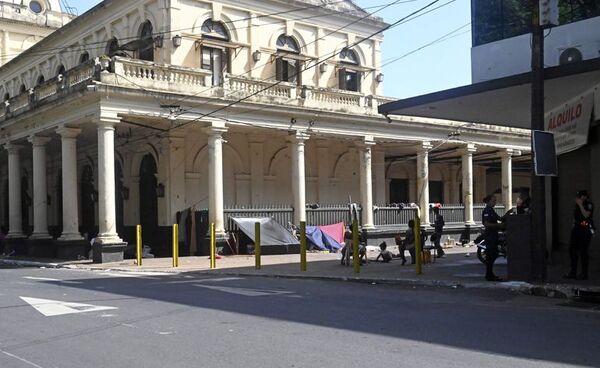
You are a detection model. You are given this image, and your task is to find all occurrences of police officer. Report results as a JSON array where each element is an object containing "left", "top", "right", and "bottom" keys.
[
  {"left": 482, "top": 194, "right": 505, "bottom": 281},
  {"left": 565, "top": 190, "right": 595, "bottom": 280},
  {"left": 432, "top": 204, "right": 445, "bottom": 258}
]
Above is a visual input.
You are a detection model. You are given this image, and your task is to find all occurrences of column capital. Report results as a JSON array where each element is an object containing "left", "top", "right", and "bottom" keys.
[
  {"left": 28, "top": 135, "right": 51, "bottom": 146},
  {"left": 461, "top": 143, "right": 477, "bottom": 155},
  {"left": 287, "top": 130, "right": 310, "bottom": 143},
  {"left": 204, "top": 122, "right": 228, "bottom": 137},
  {"left": 56, "top": 126, "right": 81, "bottom": 139},
  {"left": 356, "top": 137, "right": 376, "bottom": 149},
  {"left": 4, "top": 143, "right": 23, "bottom": 154},
  {"left": 419, "top": 141, "right": 433, "bottom": 152}
]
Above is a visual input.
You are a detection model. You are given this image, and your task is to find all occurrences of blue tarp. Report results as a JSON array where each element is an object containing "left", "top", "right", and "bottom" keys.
[{"left": 306, "top": 226, "right": 343, "bottom": 252}]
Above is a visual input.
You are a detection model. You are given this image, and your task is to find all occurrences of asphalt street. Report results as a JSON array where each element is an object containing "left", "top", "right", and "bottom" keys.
[{"left": 1, "top": 265, "right": 599, "bottom": 368}]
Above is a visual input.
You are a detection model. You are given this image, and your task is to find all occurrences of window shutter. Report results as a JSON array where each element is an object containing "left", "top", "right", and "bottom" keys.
[
  {"left": 338, "top": 68, "right": 346, "bottom": 90},
  {"left": 356, "top": 71, "right": 362, "bottom": 92},
  {"left": 221, "top": 49, "right": 230, "bottom": 74},
  {"left": 296, "top": 61, "right": 303, "bottom": 86},
  {"left": 275, "top": 58, "right": 283, "bottom": 81}
]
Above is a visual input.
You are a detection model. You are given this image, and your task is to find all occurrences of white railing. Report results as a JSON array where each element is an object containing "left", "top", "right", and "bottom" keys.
[
  {"left": 66, "top": 62, "right": 97, "bottom": 88},
  {"left": 10, "top": 93, "right": 29, "bottom": 113},
  {"left": 303, "top": 86, "right": 365, "bottom": 112},
  {"left": 111, "top": 57, "right": 211, "bottom": 94},
  {"left": 226, "top": 74, "right": 296, "bottom": 100},
  {"left": 34, "top": 81, "right": 59, "bottom": 101}
]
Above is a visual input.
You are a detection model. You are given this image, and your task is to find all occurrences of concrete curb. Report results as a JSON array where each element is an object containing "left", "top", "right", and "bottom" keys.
[{"left": 0, "top": 258, "right": 590, "bottom": 301}]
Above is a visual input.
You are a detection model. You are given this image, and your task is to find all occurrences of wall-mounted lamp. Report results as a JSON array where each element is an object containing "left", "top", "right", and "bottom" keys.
[
  {"left": 172, "top": 35, "right": 182, "bottom": 48},
  {"left": 376, "top": 72, "right": 384, "bottom": 83},
  {"left": 252, "top": 50, "right": 262, "bottom": 62},
  {"left": 121, "top": 186, "right": 130, "bottom": 200},
  {"left": 319, "top": 63, "right": 328, "bottom": 73},
  {"left": 156, "top": 183, "right": 165, "bottom": 198},
  {"left": 154, "top": 35, "right": 164, "bottom": 48}
]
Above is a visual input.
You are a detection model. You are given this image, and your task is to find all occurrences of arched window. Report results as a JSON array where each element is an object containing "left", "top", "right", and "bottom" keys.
[
  {"left": 201, "top": 19, "right": 229, "bottom": 40},
  {"left": 275, "top": 35, "right": 302, "bottom": 85},
  {"left": 138, "top": 21, "right": 154, "bottom": 61},
  {"left": 57, "top": 64, "right": 66, "bottom": 76},
  {"left": 80, "top": 52, "right": 90, "bottom": 64},
  {"left": 338, "top": 48, "right": 361, "bottom": 92},
  {"left": 36, "top": 75, "right": 45, "bottom": 85},
  {"left": 200, "top": 19, "right": 230, "bottom": 86},
  {"left": 276, "top": 35, "right": 300, "bottom": 54},
  {"left": 106, "top": 38, "right": 120, "bottom": 57}
]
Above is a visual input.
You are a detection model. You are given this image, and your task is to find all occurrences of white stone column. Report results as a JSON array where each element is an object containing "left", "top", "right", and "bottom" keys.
[
  {"left": 56, "top": 127, "right": 83, "bottom": 241},
  {"left": 206, "top": 123, "right": 228, "bottom": 235},
  {"left": 289, "top": 131, "right": 309, "bottom": 224},
  {"left": 95, "top": 122, "right": 122, "bottom": 244},
  {"left": 373, "top": 148, "right": 386, "bottom": 205},
  {"left": 5, "top": 144, "right": 24, "bottom": 238},
  {"left": 358, "top": 138, "right": 376, "bottom": 229},
  {"left": 417, "top": 142, "right": 432, "bottom": 226},
  {"left": 462, "top": 144, "right": 477, "bottom": 225},
  {"left": 28, "top": 136, "right": 51, "bottom": 239},
  {"left": 501, "top": 149, "right": 514, "bottom": 207}
]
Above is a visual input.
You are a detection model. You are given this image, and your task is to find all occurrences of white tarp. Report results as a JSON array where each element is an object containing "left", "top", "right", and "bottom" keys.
[
  {"left": 545, "top": 89, "right": 594, "bottom": 155},
  {"left": 230, "top": 217, "right": 300, "bottom": 246}
]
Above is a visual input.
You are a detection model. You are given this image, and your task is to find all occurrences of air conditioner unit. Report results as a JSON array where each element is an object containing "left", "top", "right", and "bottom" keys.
[{"left": 557, "top": 44, "right": 600, "bottom": 65}]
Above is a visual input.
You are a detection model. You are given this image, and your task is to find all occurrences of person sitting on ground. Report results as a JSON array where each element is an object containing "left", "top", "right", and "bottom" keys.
[{"left": 375, "top": 241, "right": 392, "bottom": 263}]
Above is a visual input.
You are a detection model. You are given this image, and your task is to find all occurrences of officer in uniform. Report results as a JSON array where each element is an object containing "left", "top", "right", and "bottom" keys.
[
  {"left": 565, "top": 190, "right": 595, "bottom": 280},
  {"left": 432, "top": 204, "right": 445, "bottom": 258},
  {"left": 482, "top": 194, "right": 505, "bottom": 281}
]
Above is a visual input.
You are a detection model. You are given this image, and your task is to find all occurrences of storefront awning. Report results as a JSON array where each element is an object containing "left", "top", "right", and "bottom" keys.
[{"left": 379, "top": 58, "right": 600, "bottom": 129}]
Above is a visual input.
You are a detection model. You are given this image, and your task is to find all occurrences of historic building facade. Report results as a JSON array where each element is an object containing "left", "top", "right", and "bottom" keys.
[{"left": 0, "top": 0, "right": 530, "bottom": 261}]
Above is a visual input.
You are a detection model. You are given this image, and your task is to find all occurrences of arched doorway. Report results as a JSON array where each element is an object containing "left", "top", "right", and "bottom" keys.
[
  {"left": 115, "top": 161, "right": 124, "bottom": 233},
  {"left": 81, "top": 165, "right": 96, "bottom": 238},
  {"left": 139, "top": 154, "right": 158, "bottom": 253},
  {"left": 138, "top": 21, "right": 154, "bottom": 62}
]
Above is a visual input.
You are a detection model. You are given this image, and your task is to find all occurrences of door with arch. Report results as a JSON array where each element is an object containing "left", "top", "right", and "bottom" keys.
[{"left": 139, "top": 154, "right": 159, "bottom": 253}]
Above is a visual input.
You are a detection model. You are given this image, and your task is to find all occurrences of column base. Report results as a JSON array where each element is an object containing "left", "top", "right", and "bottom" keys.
[
  {"left": 199, "top": 233, "right": 228, "bottom": 256},
  {"left": 57, "top": 233, "right": 84, "bottom": 242},
  {"left": 54, "top": 239, "right": 90, "bottom": 260},
  {"left": 92, "top": 241, "right": 127, "bottom": 263},
  {"left": 4, "top": 236, "right": 27, "bottom": 255},
  {"left": 26, "top": 237, "right": 56, "bottom": 258}
]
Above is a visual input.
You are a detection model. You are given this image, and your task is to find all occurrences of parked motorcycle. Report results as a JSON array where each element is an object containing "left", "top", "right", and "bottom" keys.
[{"left": 475, "top": 232, "right": 507, "bottom": 264}]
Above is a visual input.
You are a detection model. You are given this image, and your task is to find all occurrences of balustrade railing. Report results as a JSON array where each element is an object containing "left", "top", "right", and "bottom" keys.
[
  {"left": 303, "top": 87, "right": 364, "bottom": 111},
  {"left": 226, "top": 74, "right": 296, "bottom": 100}
]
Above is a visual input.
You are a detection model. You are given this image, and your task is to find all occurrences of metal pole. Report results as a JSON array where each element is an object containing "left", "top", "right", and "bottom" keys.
[
  {"left": 210, "top": 222, "right": 216, "bottom": 269},
  {"left": 136, "top": 224, "right": 142, "bottom": 267},
  {"left": 352, "top": 219, "right": 360, "bottom": 274},
  {"left": 300, "top": 221, "right": 307, "bottom": 271},
  {"left": 414, "top": 208, "right": 423, "bottom": 275},
  {"left": 531, "top": 0, "right": 547, "bottom": 281},
  {"left": 255, "top": 221, "right": 261, "bottom": 269},
  {"left": 172, "top": 224, "right": 179, "bottom": 268}
]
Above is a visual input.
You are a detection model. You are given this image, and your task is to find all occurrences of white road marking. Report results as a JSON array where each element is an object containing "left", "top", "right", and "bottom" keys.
[
  {"left": 95, "top": 271, "right": 171, "bottom": 278},
  {"left": 20, "top": 296, "right": 118, "bottom": 317},
  {"left": 165, "top": 277, "right": 243, "bottom": 284},
  {"left": 194, "top": 284, "right": 296, "bottom": 297},
  {"left": 22, "top": 276, "right": 82, "bottom": 284},
  {"left": 1, "top": 349, "right": 45, "bottom": 368}
]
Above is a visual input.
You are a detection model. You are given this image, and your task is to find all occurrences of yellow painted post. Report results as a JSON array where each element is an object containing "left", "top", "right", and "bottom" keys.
[
  {"left": 172, "top": 224, "right": 179, "bottom": 268},
  {"left": 210, "top": 223, "right": 216, "bottom": 269},
  {"left": 136, "top": 225, "right": 142, "bottom": 267},
  {"left": 300, "top": 221, "right": 307, "bottom": 271},
  {"left": 414, "top": 209, "right": 423, "bottom": 275},
  {"left": 255, "top": 222, "right": 261, "bottom": 270},
  {"left": 352, "top": 220, "right": 360, "bottom": 274}
]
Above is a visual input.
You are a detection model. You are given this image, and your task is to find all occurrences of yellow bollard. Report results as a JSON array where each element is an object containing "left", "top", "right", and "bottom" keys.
[
  {"left": 172, "top": 223, "right": 179, "bottom": 268},
  {"left": 255, "top": 222, "right": 261, "bottom": 270},
  {"left": 136, "top": 225, "right": 142, "bottom": 267},
  {"left": 300, "top": 221, "right": 307, "bottom": 271},
  {"left": 352, "top": 220, "right": 360, "bottom": 274},
  {"left": 414, "top": 209, "right": 423, "bottom": 275},
  {"left": 210, "top": 223, "right": 216, "bottom": 269}
]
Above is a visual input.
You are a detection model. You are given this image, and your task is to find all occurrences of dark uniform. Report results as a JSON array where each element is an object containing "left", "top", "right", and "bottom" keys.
[
  {"left": 482, "top": 205, "right": 501, "bottom": 280},
  {"left": 433, "top": 212, "right": 445, "bottom": 257},
  {"left": 568, "top": 200, "right": 594, "bottom": 279}
]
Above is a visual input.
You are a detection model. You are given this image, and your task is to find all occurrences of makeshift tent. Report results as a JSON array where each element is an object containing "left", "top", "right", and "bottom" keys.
[
  {"left": 306, "top": 226, "right": 343, "bottom": 252},
  {"left": 319, "top": 222, "right": 345, "bottom": 244},
  {"left": 230, "top": 217, "right": 299, "bottom": 246}
]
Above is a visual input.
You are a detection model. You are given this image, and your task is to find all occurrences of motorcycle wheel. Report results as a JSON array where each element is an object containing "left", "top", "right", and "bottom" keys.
[{"left": 477, "top": 247, "right": 486, "bottom": 264}]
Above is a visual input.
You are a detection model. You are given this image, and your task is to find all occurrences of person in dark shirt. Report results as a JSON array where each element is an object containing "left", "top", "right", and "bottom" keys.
[
  {"left": 565, "top": 190, "right": 595, "bottom": 280},
  {"left": 432, "top": 205, "right": 445, "bottom": 258},
  {"left": 516, "top": 188, "right": 531, "bottom": 215},
  {"left": 482, "top": 194, "right": 505, "bottom": 281}
]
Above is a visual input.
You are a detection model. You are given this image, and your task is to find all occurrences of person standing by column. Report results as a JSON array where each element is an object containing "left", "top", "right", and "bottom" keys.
[
  {"left": 565, "top": 190, "right": 594, "bottom": 280},
  {"left": 482, "top": 194, "right": 505, "bottom": 281},
  {"left": 432, "top": 204, "right": 445, "bottom": 258}
]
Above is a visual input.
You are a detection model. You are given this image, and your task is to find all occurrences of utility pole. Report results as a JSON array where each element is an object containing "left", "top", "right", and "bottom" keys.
[{"left": 531, "top": 0, "right": 547, "bottom": 281}]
